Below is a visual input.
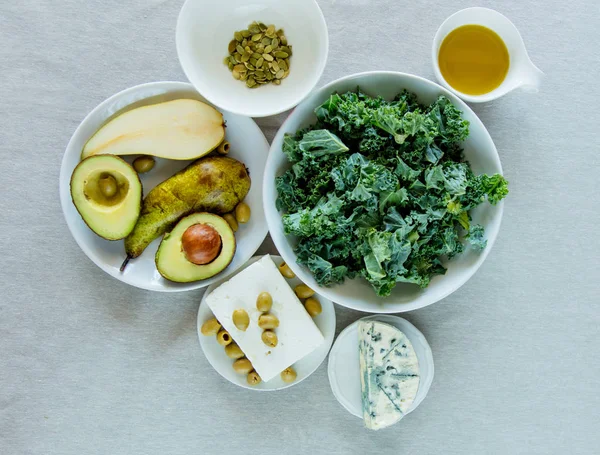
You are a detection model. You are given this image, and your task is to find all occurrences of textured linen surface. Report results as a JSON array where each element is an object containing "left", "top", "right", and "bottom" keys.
[{"left": 1, "top": 1, "right": 599, "bottom": 454}]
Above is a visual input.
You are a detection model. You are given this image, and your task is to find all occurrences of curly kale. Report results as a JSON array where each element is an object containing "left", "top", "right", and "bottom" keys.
[{"left": 275, "top": 89, "right": 508, "bottom": 297}]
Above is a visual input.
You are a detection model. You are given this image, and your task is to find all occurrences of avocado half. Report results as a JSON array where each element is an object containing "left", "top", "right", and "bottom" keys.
[
  {"left": 155, "top": 213, "right": 236, "bottom": 283},
  {"left": 70, "top": 155, "right": 142, "bottom": 240}
]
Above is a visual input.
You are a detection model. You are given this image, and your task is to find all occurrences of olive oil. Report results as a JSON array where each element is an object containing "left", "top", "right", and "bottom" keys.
[{"left": 438, "top": 25, "right": 510, "bottom": 95}]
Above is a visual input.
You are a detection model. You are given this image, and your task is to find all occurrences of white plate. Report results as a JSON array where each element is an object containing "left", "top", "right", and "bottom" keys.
[
  {"left": 263, "top": 71, "right": 505, "bottom": 312},
  {"left": 59, "top": 81, "right": 269, "bottom": 292},
  {"left": 176, "top": 0, "right": 329, "bottom": 117},
  {"left": 328, "top": 315, "right": 434, "bottom": 420},
  {"left": 198, "top": 255, "right": 336, "bottom": 391}
]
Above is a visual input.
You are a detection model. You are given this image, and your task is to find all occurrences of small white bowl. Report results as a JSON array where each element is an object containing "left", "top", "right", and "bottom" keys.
[
  {"left": 176, "top": 0, "right": 329, "bottom": 117},
  {"left": 328, "top": 315, "right": 434, "bottom": 421},
  {"left": 59, "top": 81, "right": 269, "bottom": 292},
  {"left": 263, "top": 71, "right": 505, "bottom": 313},
  {"left": 198, "top": 255, "right": 336, "bottom": 391}
]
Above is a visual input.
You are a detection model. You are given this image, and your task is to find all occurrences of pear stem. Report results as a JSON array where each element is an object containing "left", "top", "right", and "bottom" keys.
[{"left": 120, "top": 255, "right": 132, "bottom": 272}]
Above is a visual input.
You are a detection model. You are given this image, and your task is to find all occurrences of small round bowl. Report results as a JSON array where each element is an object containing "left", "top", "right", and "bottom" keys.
[
  {"left": 328, "top": 315, "right": 434, "bottom": 420},
  {"left": 198, "top": 255, "right": 336, "bottom": 391},
  {"left": 59, "top": 81, "right": 269, "bottom": 292},
  {"left": 176, "top": 0, "right": 329, "bottom": 118},
  {"left": 263, "top": 71, "right": 505, "bottom": 313}
]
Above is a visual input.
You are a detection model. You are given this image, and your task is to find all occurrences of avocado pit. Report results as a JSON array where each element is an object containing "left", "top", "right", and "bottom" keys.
[{"left": 181, "top": 223, "right": 222, "bottom": 265}]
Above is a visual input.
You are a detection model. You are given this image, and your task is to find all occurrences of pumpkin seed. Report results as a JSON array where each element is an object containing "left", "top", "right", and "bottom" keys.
[
  {"left": 235, "top": 31, "right": 243, "bottom": 41},
  {"left": 273, "top": 51, "right": 288, "bottom": 58},
  {"left": 263, "top": 45, "right": 272, "bottom": 54},
  {"left": 228, "top": 40, "right": 237, "bottom": 54},
  {"left": 252, "top": 33, "right": 262, "bottom": 42},
  {"left": 232, "top": 70, "right": 241, "bottom": 80},
  {"left": 263, "top": 61, "right": 269, "bottom": 71},
  {"left": 233, "top": 64, "right": 246, "bottom": 72},
  {"left": 282, "top": 70, "right": 290, "bottom": 79},
  {"left": 258, "top": 22, "right": 267, "bottom": 31},
  {"left": 271, "top": 61, "right": 280, "bottom": 73},
  {"left": 249, "top": 58, "right": 258, "bottom": 66},
  {"left": 280, "top": 35, "right": 288, "bottom": 46},
  {"left": 233, "top": 53, "right": 242, "bottom": 62},
  {"left": 241, "top": 30, "right": 251, "bottom": 38},
  {"left": 228, "top": 62, "right": 234, "bottom": 70},
  {"left": 271, "top": 38, "right": 279, "bottom": 48},
  {"left": 255, "top": 70, "right": 265, "bottom": 78},
  {"left": 273, "top": 79, "right": 281, "bottom": 85},
  {"left": 263, "top": 53, "right": 274, "bottom": 61},
  {"left": 249, "top": 24, "right": 260, "bottom": 34},
  {"left": 275, "top": 69, "right": 285, "bottom": 79},
  {"left": 229, "top": 56, "right": 237, "bottom": 65},
  {"left": 261, "top": 37, "right": 271, "bottom": 45},
  {"left": 252, "top": 52, "right": 262, "bottom": 59},
  {"left": 235, "top": 44, "right": 244, "bottom": 54},
  {"left": 256, "top": 57, "right": 264, "bottom": 68},
  {"left": 223, "top": 56, "right": 230, "bottom": 65},
  {"left": 266, "top": 25, "right": 276, "bottom": 36},
  {"left": 242, "top": 38, "right": 248, "bottom": 47}
]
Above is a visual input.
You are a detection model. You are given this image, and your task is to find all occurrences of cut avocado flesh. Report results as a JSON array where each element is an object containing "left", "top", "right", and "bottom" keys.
[
  {"left": 70, "top": 155, "right": 142, "bottom": 240},
  {"left": 81, "top": 99, "right": 225, "bottom": 160},
  {"left": 156, "top": 213, "right": 236, "bottom": 283}
]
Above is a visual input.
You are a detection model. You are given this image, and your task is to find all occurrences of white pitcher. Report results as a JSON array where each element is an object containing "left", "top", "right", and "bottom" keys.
[{"left": 432, "top": 7, "right": 544, "bottom": 103}]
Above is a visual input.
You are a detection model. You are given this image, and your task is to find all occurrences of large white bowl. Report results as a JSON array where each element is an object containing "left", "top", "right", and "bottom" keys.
[
  {"left": 176, "top": 0, "right": 329, "bottom": 117},
  {"left": 263, "top": 71, "right": 504, "bottom": 313},
  {"left": 60, "top": 81, "right": 269, "bottom": 292}
]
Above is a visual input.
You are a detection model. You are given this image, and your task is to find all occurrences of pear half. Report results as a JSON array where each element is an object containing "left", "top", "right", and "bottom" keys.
[{"left": 81, "top": 99, "right": 225, "bottom": 160}]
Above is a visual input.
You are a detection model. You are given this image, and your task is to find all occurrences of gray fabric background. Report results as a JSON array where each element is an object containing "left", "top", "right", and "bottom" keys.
[{"left": 1, "top": 1, "right": 599, "bottom": 454}]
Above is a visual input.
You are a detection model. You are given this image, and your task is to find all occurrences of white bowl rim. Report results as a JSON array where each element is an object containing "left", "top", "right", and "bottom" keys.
[
  {"left": 175, "top": 0, "right": 330, "bottom": 118},
  {"left": 263, "top": 70, "right": 504, "bottom": 313},
  {"left": 59, "top": 80, "right": 270, "bottom": 292}
]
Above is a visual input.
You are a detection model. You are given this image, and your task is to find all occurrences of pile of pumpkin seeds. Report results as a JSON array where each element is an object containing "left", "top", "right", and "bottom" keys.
[{"left": 224, "top": 21, "right": 292, "bottom": 88}]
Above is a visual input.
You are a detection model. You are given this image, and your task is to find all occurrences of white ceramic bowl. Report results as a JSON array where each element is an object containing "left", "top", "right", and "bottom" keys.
[
  {"left": 176, "top": 0, "right": 329, "bottom": 117},
  {"left": 60, "top": 81, "right": 269, "bottom": 292},
  {"left": 198, "top": 255, "right": 336, "bottom": 391},
  {"left": 328, "top": 315, "right": 434, "bottom": 420},
  {"left": 263, "top": 71, "right": 505, "bottom": 313}
]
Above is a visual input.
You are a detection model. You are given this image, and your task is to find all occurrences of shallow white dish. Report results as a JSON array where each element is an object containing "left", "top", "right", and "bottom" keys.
[
  {"left": 176, "top": 0, "right": 329, "bottom": 117},
  {"left": 59, "top": 81, "right": 269, "bottom": 292},
  {"left": 198, "top": 255, "right": 336, "bottom": 391},
  {"left": 263, "top": 71, "right": 505, "bottom": 312},
  {"left": 328, "top": 315, "right": 434, "bottom": 421}
]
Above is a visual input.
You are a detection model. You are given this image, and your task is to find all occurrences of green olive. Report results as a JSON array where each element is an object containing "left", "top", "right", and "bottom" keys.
[
  {"left": 294, "top": 284, "right": 315, "bottom": 299},
  {"left": 217, "top": 141, "right": 230, "bottom": 155},
  {"left": 258, "top": 314, "right": 279, "bottom": 330},
  {"left": 247, "top": 371, "right": 261, "bottom": 386},
  {"left": 278, "top": 262, "right": 295, "bottom": 279},
  {"left": 224, "top": 343, "right": 245, "bottom": 359},
  {"left": 98, "top": 175, "right": 118, "bottom": 198},
  {"left": 304, "top": 297, "right": 322, "bottom": 317},
  {"left": 233, "top": 358, "right": 253, "bottom": 374},
  {"left": 232, "top": 309, "right": 250, "bottom": 331},
  {"left": 234, "top": 202, "right": 251, "bottom": 224},
  {"left": 223, "top": 213, "right": 238, "bottom": 232},
  {"left": 256, "top": 292, "right": 273, "bottom": 312},
  {"left": 261, "top": 330, "right": 278, "bottom": 347},
  {"left": 216, "top": 329, "right": 232, "bottom": 346},
  {"left": 200, "top": 318, "right": 221, "bottom": 336},
  {"left": 133, "top": 155, "right": 155, "bottom": 174},
  {"left": 281, "top": 367, "right": 297, "bottom": 383}
]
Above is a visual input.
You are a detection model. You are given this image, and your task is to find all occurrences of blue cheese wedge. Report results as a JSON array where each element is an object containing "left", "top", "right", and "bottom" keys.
[
  {"left": 205, "top": 255, "right": 324, "bottom": 382},
  {"left": 359, "top": 321, "right": 420, "bottom": 431}
]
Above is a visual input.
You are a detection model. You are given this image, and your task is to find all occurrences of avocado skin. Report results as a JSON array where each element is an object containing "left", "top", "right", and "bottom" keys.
[{"left": 124, "top": 156, "right": 250, "bottom": 259}]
